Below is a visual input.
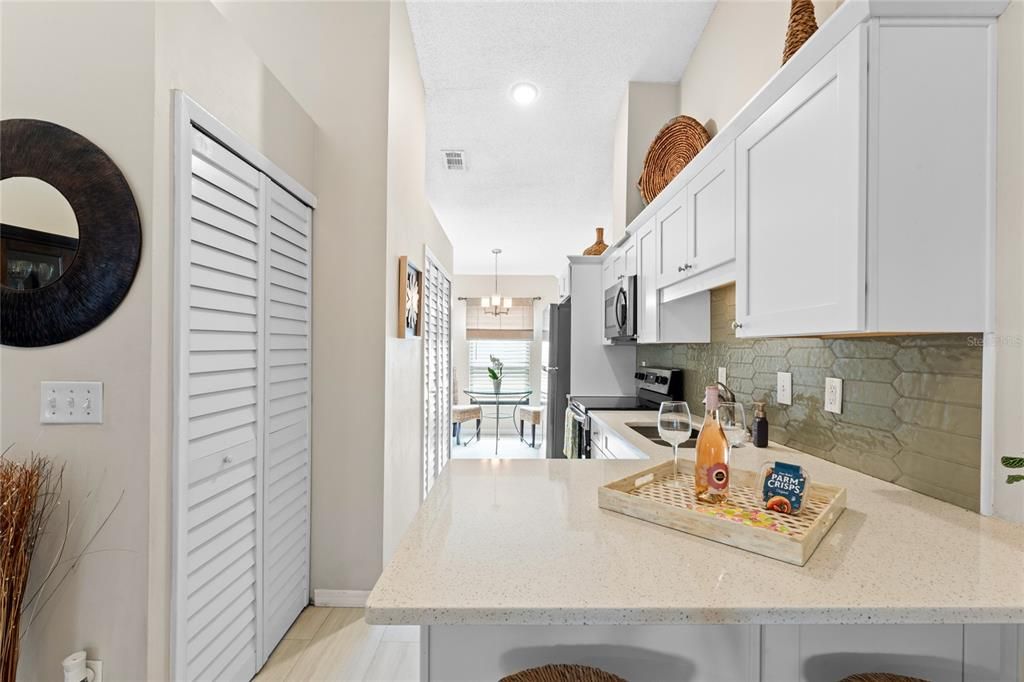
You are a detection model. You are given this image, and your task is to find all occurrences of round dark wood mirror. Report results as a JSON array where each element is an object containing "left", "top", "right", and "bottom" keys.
[{"left": 1, "top": 119, "right": 141, "bottom": 347}]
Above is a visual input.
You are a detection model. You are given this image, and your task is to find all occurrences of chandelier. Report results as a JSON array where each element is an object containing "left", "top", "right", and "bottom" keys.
[{"left": 481, "top": 248, "right": 512, "bottom": 316}]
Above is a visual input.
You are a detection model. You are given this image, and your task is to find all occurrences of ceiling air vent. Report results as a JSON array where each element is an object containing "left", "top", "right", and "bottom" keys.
[{"left": 442, "top": 149, "right": 466, "bottom": 171}]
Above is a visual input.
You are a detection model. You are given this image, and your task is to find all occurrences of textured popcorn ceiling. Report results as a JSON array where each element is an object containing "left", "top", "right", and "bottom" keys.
[{"left": 407, "top": 1, "right": 714, "bottom": 275}]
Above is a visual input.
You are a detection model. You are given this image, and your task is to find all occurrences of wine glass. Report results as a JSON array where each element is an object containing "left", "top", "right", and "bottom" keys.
[
  {"left": 719, "top": 402, "right": 748, "bottom": 448},
  {"left": 658, "top": 401, "right": 693, "bottom": 487}
]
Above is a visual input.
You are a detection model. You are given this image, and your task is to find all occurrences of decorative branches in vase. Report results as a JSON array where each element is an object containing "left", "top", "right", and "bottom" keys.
[
  {"left": 0, "top": 453, "right": 61, "bottom": 682},
  {"left": 487, "top": 355, "right": 504, "bottom": 393}
]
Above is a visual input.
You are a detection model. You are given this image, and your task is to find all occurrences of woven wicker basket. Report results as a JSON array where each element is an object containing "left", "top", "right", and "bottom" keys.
[
  {"left": 500, "top": 664, "right": 627, "bottom": 682},
  {"left": 782, "top": 0, "right": 818, "bottom": 64},
  {"left": 835, "top": 671, "right": 933, "bottom": 675},
  {"left": 637, "top": 115, "right": 710, "bottom": 204}
]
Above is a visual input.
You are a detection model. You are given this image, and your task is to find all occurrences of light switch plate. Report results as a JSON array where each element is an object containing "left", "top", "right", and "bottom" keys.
[
  {"left": 777, "top": 372, "right": 792, "bottom": 406},
  {"left": 40, "top": 381, "right": 103, "bottom": 424},
  {"left": 717, "top": 367, "right": 727, "bottom": 384},
  {"left": 825, "top": 377, "right": 843, "bottom": 414}
]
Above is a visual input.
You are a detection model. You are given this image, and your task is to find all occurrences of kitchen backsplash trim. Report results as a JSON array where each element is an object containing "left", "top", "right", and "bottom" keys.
[{"left": 638, "top": 284, "right": 983, "bottom": 511}]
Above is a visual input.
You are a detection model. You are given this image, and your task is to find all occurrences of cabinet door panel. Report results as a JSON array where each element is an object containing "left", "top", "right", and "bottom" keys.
[
  {"left": 655, "top": 191, "right": 688, "bottom": 289},
  {"left": 623, "top": 237, "right": 637, "bottom": 277},
  {"left": 687, "top": 144, "right": 736, "bottom": 276},
  {"left": 637, "top": 222, "right": 659, "bottom": 344},
  {"left": 735, "top": 26, "right": 866, "bottom": 337}
]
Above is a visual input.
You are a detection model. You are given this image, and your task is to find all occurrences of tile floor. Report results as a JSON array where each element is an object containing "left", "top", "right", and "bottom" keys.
[
  {"left": 451, "top": 433, "right": 546, "bottom": 459},
  {"left": 255, "top": 607, "right": 418, "bottom": 681}
]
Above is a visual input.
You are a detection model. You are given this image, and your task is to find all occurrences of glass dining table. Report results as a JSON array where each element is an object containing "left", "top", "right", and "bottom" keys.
[{"left": 462, "top": 388, "right": 533, "bottom": 456}]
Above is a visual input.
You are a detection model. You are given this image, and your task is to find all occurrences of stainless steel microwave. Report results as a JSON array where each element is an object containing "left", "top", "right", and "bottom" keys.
[{"left": 604, "top": 275, "right": 637, "bottom": 342}]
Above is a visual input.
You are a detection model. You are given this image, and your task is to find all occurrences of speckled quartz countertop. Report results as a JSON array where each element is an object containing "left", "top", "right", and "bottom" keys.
[{"left": 365, "top": 410, "right": 1024, "bottom": 626}]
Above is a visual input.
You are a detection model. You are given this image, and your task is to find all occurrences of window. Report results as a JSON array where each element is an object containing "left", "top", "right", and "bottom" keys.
[{"left": 468, "top": 339, "right": 531, "bottom": 392}]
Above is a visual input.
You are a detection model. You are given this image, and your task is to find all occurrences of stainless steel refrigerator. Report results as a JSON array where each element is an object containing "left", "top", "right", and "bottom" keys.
[{"left": 545, "top": 300, "right": 571, "bottom": 458}]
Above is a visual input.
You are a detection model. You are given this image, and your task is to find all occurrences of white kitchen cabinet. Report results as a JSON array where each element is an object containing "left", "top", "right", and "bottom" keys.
[
  {"left": 735, "top": 25, "right": 867, "bottom": 338},
  {"left": 654, "top": 190, "right": 688, "bottom": 289},
  {"left": 622, "top": 234, "right": 637, "bottom": 277},
  {"left": 636, "top": 220, "right": 658, "bottom": 344},
  {"left": 557, "top": 264, "right": 571, "bottom": 302},
  {"left": 601, "top": 251, "right": 617, "bottom": 293},
  {"left": 734, "top": 18, "right": 995, "bottom": 337},
  {"left": 686, "top": 143, "right": 735, "bottom": 278}
]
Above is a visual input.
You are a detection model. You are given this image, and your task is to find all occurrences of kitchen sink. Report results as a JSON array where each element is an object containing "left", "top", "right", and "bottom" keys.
[{"left": 626, "top": 423, "right": 698, "bottom": 448}]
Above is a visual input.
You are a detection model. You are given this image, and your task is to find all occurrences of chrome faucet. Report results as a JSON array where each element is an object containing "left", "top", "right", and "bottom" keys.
[{"left": 716, "top": 381, "right": 736, "bottom": 405}]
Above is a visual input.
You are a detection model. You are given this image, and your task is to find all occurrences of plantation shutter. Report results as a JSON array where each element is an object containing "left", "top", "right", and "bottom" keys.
[
  {"left": 261, "top": 181, "right": 311, "bottom": 654},
  {"left": 178, "top": 128, "right": 264, "bottom": 682},
  {"left": 423, "top": 254, "right": 451, "bottom": 497}
]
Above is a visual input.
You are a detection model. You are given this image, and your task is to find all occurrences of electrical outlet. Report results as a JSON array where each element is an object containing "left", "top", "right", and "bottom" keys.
[
  {"left": 825, "top": 377, "right": 843, "bottom": 414},
  {"left": 777, "top": 372, "right": 792, "bottom": 406},
  {"left": 86, "top": 659, "right": 102, "bottom": 682},
  {"left": 40, "top": 381, "right": 103, "bottom": 424},
  {"left": 717, "top": 367, "right": 727, "bottom": 384}
]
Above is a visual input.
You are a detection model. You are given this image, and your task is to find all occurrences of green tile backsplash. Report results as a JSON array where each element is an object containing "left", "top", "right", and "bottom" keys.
[{"left": 638, "top": 284, "right": 983, "bottom": 511}]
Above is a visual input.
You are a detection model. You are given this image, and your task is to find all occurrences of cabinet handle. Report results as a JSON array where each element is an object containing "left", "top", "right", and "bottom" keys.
[
  {"left": 677, "top": 263, "right": 693, "bottom": 273},
  {"left": 223, "top": 454, "right": 234, "bottom": 464},
  {"left": 731, "top": 320, "right": 743, "bottom": 330}
]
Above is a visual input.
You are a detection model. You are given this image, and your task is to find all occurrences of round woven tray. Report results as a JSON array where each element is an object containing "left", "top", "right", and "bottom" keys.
[
  {"left": 637, "top": 115, "right": 710, "bottom": 204},
  {"left": 500, "top": 664, "right": 627, "bottom": 682}
]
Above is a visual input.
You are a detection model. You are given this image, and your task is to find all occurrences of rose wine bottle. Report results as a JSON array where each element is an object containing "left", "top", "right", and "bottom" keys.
[{"left": 695, "top": 385, "right": 731, "bottom": 503}]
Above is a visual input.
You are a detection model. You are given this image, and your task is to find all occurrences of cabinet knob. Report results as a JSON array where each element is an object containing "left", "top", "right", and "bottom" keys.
[
  {"left": 223, "top": 454, "right": 234, "bottom": 464},
  {"left": 677, "top": 264, "right": 693, "bottom": 273},
  {"left": 731, "top": 320, "right": 743, "bottom": 330}
]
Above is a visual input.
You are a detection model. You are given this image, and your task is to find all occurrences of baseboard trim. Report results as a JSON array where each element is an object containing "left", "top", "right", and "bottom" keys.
[{"left": 313, "top": 589, "right": 371, "bottom": 607}]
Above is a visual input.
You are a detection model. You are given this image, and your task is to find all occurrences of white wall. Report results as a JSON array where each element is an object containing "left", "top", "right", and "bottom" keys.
[
  {"left": 0, "top": 4, "right": 156, "bottom": 680},
  {"left": 676, "top": 0, "right": 840, "bottom": 134},
  {"left": 452, "top": 274, "right": 559, "bottom": 429},
  {"left": 625, "top": 82, "right": 680, "bottom": 227},
  {"left": 993, "top": 0, "right": 1024, "bottom": 522},
  {"left": 610, "top": 91, "right": 629, "bottom": 242},
  {"left": 382, "top": 1, "right": 455, "bottom": 564},
  {"left": 215, "top": 0, "right": 394, "bottom": 593}
]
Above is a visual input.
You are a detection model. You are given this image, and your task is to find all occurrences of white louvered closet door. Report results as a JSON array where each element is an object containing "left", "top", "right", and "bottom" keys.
[
  {"left": 176, "top": 123, "right": 313, "bottom": 682},
  {"left": 178, "top": 127, "right": 264, "bottom": 682},
  {"left": 261, "top": 181, "right": 311, "bottom": 654},
  {"left": 423, "top": 255, "right": 452, "bottom": 497}
]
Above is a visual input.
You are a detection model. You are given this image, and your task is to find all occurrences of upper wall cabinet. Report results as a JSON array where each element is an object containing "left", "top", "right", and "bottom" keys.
[
  {"left": 686, "top": 143, "right": 735, "bottom": 280},
  {"left": 733, "top": 15, "right": 997, "bottom": 338},
  {"left": 735, "top": 26, "right": 867, "bottom": 337},
  {"left": 636, "top": 220, "right": 658, "bottom": 344}
]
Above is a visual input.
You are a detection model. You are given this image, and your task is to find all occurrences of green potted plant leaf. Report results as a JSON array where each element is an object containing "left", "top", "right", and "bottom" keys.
[
  {"left": 1003, "top": 456, "right": 1024, "bottom": 485},
  {"left": 488, "top": 355, "right": 504, "bottom": 394}
]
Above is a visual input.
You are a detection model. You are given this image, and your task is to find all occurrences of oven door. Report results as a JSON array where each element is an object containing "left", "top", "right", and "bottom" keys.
[{"left": 568, "top": 402, "right": 591, "bottom": 458}]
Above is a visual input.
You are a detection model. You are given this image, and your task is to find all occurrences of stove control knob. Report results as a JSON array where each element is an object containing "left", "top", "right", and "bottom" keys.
[
  {"left": 657, "top": 376, "right": 669, "bottom": 385},
  {"left": 634, "top": 372, "right": 645, "bottom": 380}
]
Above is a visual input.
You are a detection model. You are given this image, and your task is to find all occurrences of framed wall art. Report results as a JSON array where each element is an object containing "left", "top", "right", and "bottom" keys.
[{"left": 398, "top": 255, "right": 422, "bottom": 339}]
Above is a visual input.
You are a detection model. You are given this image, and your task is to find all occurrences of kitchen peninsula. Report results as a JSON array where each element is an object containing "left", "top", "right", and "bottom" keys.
[{"left": 366, "top": 421, "right": 1024, "bottom": 681}]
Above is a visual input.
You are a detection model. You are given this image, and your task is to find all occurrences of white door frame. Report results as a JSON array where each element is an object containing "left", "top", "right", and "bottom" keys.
[{"left": 171, "top": 91, "right": 317, "bottom": 679}]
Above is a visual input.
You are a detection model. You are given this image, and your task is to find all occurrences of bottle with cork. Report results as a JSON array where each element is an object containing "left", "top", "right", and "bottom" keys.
[
  {"left": 752, "top": 401, "right": 769, "bottom": 448},
  {"left": 695, "top": 385, "right": 730, "bottom": 503}
]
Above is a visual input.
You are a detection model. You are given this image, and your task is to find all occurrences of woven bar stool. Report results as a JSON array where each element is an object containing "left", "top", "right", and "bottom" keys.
[
  {"left": 518, "top": 405, "right": 544, "bottom": 448},
  {"left": 838, "top": 674, "right": 929, "bottom": 682},
  {"left": 451, "top": 374, "right": 481, "bottom": 446},
  {"left": 500, "top": 664, "right": 627, "bottom": 682}
]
